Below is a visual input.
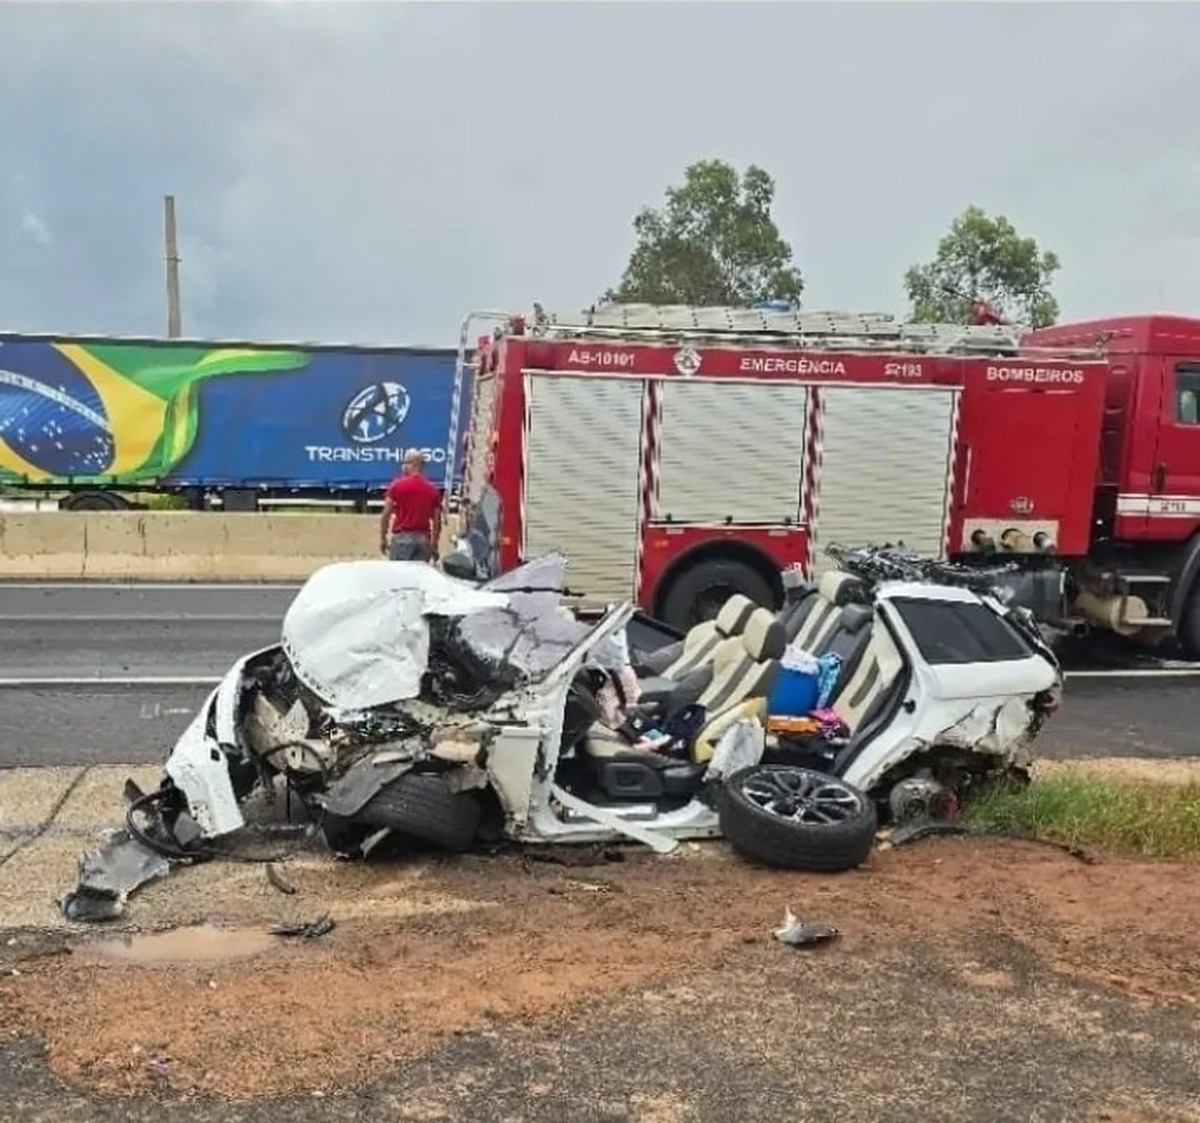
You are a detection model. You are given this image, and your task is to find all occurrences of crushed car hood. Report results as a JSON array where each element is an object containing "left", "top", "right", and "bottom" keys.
[
  {"left": 462, "top": 553, "right": 628, "bottom": 683},
  {"left": 162, "top": 555, "right": 630, "bottom": 842},
  {"left": 281, "top": 559, "right": 511, "bottom": 711}
]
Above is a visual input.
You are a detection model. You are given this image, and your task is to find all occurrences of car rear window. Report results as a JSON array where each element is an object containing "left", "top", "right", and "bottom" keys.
[{"left": 890, "top": 597, "right": 1033, "bottom": 665}]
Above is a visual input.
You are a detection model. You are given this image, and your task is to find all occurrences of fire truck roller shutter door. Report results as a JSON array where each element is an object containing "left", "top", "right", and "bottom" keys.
[
  {"left": 648, "top": 378, "right": 806, "bottom": 632},
  {"left": 810, "top": 386, "right": 959, "bottom": 578},
  {"left": 522, "top": 373, "right": 645, "bottom": 603},
  {"left": 653, "top": 380, "right": 809, "bottom": 525}
]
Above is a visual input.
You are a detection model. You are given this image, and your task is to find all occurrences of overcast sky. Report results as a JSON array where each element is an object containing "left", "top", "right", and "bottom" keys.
[{"left": 1, "top": 0, "right": 1198, "bottom": 347}]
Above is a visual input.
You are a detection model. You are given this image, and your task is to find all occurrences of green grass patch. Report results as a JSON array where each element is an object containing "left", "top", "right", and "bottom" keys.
[
  {"left": 139, "top": 493, "right": 189, "bottom": 511},
  {"left": 963, "top": 770, "right": 1200, "bottom": 859}
]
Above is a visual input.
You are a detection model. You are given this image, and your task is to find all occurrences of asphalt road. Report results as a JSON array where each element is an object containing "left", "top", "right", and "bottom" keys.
[
  {"left": 0, "top": 583, "right": 293, "bottom": 768},
  {"left": 0, "top": 582, "right": 1197, "bottom": 769},
  {"left": 0, "top": 583, "right": 296, "bottom": 678}
]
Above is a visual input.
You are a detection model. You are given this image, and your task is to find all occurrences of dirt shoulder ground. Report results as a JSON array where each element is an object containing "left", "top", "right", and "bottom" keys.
[{"left": 2, "top": 821, "right": 1200, "bottom": 1122}]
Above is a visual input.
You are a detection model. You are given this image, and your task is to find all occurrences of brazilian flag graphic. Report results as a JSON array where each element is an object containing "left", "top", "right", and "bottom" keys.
[{"left": 0, "top": 340, "right": 309, "bottom": 483}]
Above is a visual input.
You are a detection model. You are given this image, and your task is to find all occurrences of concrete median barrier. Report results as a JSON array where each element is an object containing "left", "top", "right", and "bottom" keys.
[{"left": 0, "top": 511, "right": 381, "bottom": 581}]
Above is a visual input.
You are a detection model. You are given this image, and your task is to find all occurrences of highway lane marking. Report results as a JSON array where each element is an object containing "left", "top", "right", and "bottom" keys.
[
  {"left": 0, "top": 582, "right": 301, "bottom": 591},
  {"left": 0, "top": 676, "right": 222, "bottom": 686},
  {"left": 0, "top": 669, "right": 1196, "bottom": 690},
  {"left": 0, "top": 613, "right": 284, "bottom": 623},
  {"left": 139, "top": 702, "right": 196, "bottom": 718},
  {"left": 1066, "top": 668, "right": 1200, "bottom": 680}
]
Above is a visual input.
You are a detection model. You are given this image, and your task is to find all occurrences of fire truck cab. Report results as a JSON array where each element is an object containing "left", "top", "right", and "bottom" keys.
[
  {"left": 1023, "top": 314, "right": 1200, "bottom": 653},
  {"left": 445, "top": 303, "right": 1110, "bottom": 636}
]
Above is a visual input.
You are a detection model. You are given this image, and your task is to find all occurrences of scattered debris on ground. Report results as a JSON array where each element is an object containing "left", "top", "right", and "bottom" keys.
[
  {"left": 269, "top": 914, "right": 336, "bottom": 939},
  {"left": 265, "top": 863, "right": 298, "bottom": 896},
  {"left": 773, "top": 907, "right": 839, "bottom": 947},
  {"left": 3, "top": 836, "right": 1199, "bottom": 1101},
  {"left": 58, "top": 828, "right": 172, "bottom": 922},
  {"left": 884, "top": 818, "right": 1098, "bottom": 864}
]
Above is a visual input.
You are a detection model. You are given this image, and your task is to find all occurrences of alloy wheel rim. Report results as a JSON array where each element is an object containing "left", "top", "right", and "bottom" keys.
[{"left": 741, "top": 767, "right": 863, "bottom": 826}]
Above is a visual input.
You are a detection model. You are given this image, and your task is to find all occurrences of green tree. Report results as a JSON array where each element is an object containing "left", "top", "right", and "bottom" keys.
[
  {"left": 604, "top": 159, "right": 804, "bottom": 307},
  {"left": 904, "top": 205, "right": 1061, "bottom": 328}
]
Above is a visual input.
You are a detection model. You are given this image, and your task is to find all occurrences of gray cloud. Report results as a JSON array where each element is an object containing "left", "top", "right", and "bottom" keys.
[{"left": 2, "top": 1, "right": 1199, "bottom": 345}]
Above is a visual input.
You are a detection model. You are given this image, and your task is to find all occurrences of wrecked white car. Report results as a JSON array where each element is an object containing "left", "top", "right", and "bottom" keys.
[
  {"left": 156, "top": 553, "right": 755, "bottom": 860},
  {"left": 60, "top": 528, "right": 1061, "bottom": 922},
  {"left": 756, "top": 555, "right": 1062, "bottom": 818}
]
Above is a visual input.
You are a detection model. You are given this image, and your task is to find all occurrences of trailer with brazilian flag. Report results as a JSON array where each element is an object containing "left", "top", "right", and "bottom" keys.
[{"left": 0, "top": 331, "right": 464, "bottom": 510}]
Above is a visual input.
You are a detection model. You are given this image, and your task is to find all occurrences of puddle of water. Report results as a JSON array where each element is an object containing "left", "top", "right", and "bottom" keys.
[{"left": 83, "top": 924, "right": 277, "bottom": 965}]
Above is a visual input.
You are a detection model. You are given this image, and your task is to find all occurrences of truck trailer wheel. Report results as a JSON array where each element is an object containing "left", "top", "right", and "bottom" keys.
[
  {"left": 61, "top": 490, "right": 128, "bottom": 512},
  {"left": 659, "top": 559, "right": 777, "bottom": 632}
]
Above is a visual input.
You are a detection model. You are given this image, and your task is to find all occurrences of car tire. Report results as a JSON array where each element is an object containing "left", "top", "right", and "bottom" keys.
[
  {"left": 355, "top": 771, "right": 483, "bottom": 852},
  {"left": 718, "top": 763, "right": 878, "bottom": 872},
  {"left": 659, "top": 559, "right": 777, "bottom": 632},
  {"left": 320, "top": 812, "right": 373, "bottom": 857}
]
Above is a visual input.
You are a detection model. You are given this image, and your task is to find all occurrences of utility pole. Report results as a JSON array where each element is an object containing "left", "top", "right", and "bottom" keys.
[{"left": 164, "top": 194, "right": 182, "bottom": 338}]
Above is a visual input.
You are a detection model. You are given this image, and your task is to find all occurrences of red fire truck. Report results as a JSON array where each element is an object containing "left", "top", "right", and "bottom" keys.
[{"left": 443, "top": 303, "right": 1200, "bottom": 656}]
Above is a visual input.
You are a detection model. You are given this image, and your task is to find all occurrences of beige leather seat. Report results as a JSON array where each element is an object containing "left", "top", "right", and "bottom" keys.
[
  {"left": 826, "top": 613, "right": 905, "bottom": 735},
  {"left": 639, "top": 593, "right": 756, "bottom": 679},
  {"left": 585, "top": 607, "right": 786, "bottom": 765},
  {"left": 639, "top": 602, "right": 782, "bottom": 709},
  {"left": 689, "top": 605, "right": 779, "bottom": 681},
  {"left": 781, "top": 570, "right": 867, "bottom": 656}
]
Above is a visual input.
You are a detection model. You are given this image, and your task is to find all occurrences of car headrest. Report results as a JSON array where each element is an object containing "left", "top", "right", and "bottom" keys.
[
  {"left": 715, "top": 593, "right": 756, "bottom": 636},
  {"left": 817, "top": 569, "right": 866, "bottom": 606},
  {"left": 741, "top": 607, "right": 787, "bottom": 662},
  {"left": 837, "top": 602, "right": 873, "bottom": 634}
]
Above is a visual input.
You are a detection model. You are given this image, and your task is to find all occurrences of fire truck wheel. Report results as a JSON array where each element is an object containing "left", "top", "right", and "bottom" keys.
[
  {"left": 1179, "top": 589, "right": 1200, "bottom": 660},
  {"left": 659, "top": 559, "right": 777, "bottom": 632}
]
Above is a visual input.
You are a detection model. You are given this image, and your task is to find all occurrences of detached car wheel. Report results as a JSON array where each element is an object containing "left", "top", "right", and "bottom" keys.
[
  {"left": 719, "top": 764, "right": 878, "bottom": 872},
  {"left": 355, "top": 772, "right": 483, "bottom": 853}
]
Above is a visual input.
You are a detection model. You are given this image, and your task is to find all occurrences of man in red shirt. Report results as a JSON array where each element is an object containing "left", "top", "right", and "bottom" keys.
[{"left": 379, "top": 450, "right": 442, "bottom": 562}]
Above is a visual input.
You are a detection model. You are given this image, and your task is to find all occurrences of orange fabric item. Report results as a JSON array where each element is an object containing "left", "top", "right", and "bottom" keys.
[{"left": 766, "top": 715, "right": 821, "bottom": 735}]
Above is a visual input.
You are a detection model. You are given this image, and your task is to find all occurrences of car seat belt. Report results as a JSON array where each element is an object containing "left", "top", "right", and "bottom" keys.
[{"left": 549, "top": 782, "right": 680, "bottom": 855}]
